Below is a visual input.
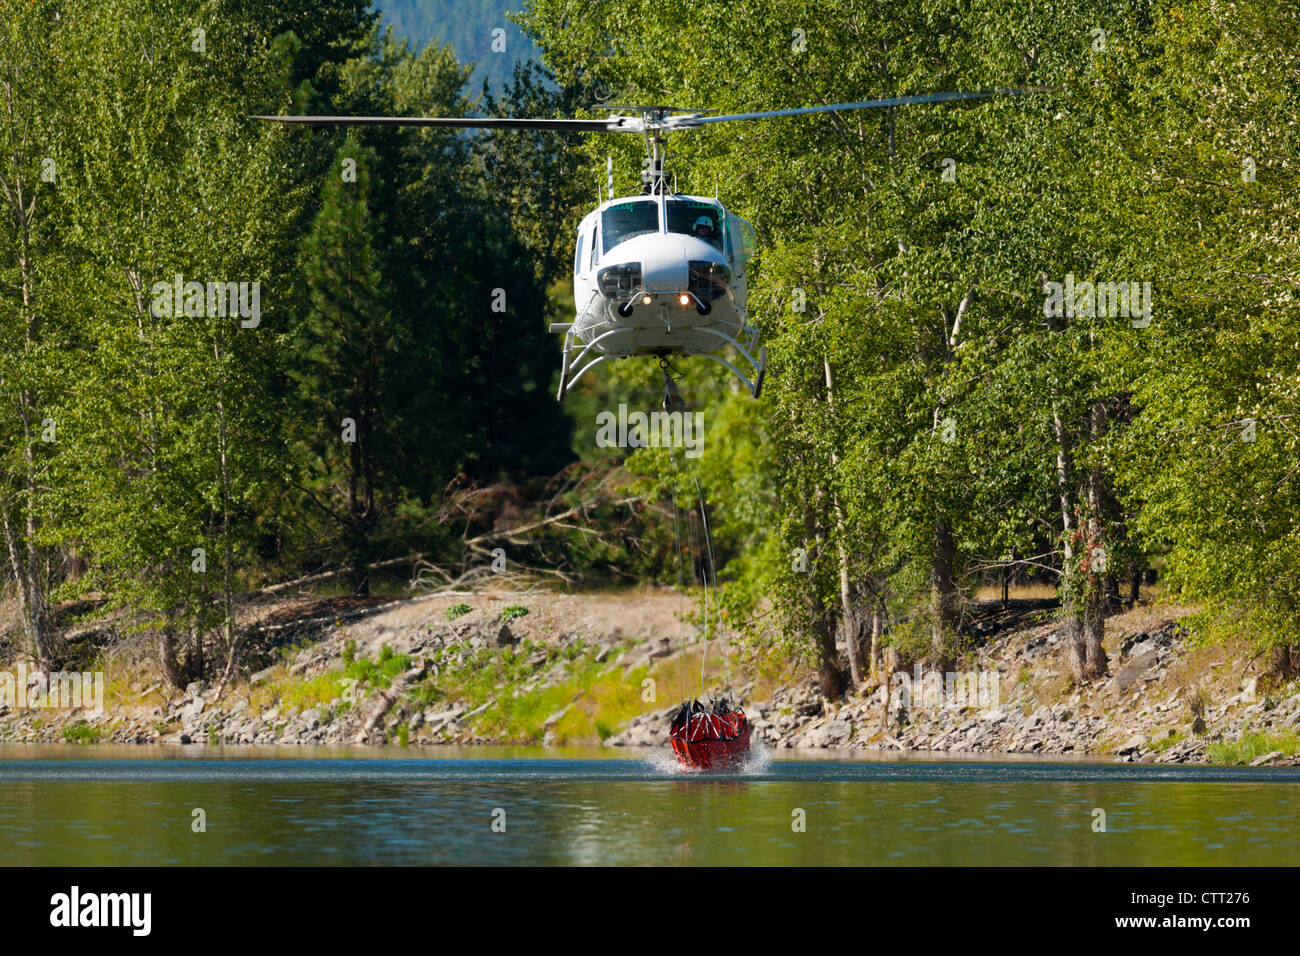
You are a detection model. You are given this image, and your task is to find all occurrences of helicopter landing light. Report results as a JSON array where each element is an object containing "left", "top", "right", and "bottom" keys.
[
  {"left": 678, "top": 294, "right": 690, "bottom": 306},
  {"left": 642, "top": 294, "right": 652, "bottom": 305}
]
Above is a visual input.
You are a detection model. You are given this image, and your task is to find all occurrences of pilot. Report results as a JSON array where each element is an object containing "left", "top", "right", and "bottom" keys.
[{"left": 692, "top": 215, "right": 716, "bottom": 242}]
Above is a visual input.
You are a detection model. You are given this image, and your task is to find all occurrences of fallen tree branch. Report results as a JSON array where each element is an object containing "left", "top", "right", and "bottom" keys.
[{"left": 256, "top": 553, "right": 430, "bottom": 596}]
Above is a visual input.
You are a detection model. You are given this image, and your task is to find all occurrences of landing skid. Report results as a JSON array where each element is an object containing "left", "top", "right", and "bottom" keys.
[{"left": 549, "top": 320, "right": 766, "bottom": 401}]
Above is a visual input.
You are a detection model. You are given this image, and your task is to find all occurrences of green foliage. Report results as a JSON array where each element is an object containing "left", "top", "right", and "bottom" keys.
[
  {"left": 1206, "top": 731, "right": 1300, "bottom": 766},
  {"left": 0, "top": 2, "right": 580, "bottom": 682},
  {"left": 1151, "top": 731, "right": 1184, "bottom": 753},
  {"left": 346, "top": 644, "right": 411, "bottom": 689},
  {"left": 4, "top": 0, "right": 1300, "bottom": 697},
  {"left": 286, "top": 28, "right": 575, "bottom": 594},
  {"left": 499, "top": 604, "right": 529, "bottom": 622},
  {"left": 407, "top": 638, "right": 651, "bottom": 743},
  {"left": 271, "top": 644, "right": 411, "bottom": 711},
  {"left": 60, "top": 720, "right": 101, "bottom": 744},
  {"left": 519, "top": 0, "right": 1300, "bottom": 674},
  {"left": 445, "top": 604, "right": 472, "bottom": 620}
]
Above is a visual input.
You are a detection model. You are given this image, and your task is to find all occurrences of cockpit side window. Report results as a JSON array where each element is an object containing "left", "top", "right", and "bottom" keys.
[
  {"left": 574, "top": 230, "right": 585, "bottom": 274},
  {"left": 666, "top": 199, "right": 724, "bottom": 251},
  {"left": 726, "top": 214, "right": 757, "bottom": 263},
  {"left": 601, "top": 200, "right": 659, "bottom": 254}
]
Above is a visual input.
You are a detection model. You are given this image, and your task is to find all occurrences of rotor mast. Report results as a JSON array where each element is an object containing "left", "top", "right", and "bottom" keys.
[
  {"left": 600, "top": 106, "right": 707, "bottom": 196},
  {"left": 642, "top": 125, "right": 669, "bottom": 195}
]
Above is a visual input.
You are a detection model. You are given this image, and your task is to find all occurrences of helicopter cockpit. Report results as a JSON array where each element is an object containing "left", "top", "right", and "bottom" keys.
[
  {"left": 665, "top": 198, "right": 724, "bottom": 252},
  {"left": 601, "top": 199, "right": 659, "bottom": 253}
]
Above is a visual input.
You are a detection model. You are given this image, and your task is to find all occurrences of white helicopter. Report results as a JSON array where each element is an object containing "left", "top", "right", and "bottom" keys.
[{"left": 255, "top": 90, "right": 1039, "bottom": 404}]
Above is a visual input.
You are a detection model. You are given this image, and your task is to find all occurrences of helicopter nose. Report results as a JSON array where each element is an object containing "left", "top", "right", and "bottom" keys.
[
  {"left": 642, "top": 248, "right": 689, "bottom": 290},
  {"left": 644, "top": 234, "right": 718, "bottom": 291}
]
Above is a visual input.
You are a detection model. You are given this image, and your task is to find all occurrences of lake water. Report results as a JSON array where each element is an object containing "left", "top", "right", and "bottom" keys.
[{"left": 1, "top": 745, "right": 1297, "bottom": 865}]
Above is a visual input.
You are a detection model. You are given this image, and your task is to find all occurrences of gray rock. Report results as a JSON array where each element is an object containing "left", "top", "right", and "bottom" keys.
[
  {"left": 1127, "top": 639, "right": 1156, "bottom": 659},
  {"left": 543, "top": 704, "right": 572, "bottom": 729},
  {"left": 1112, "top": 651, "right": 1157, "bottom": 693},
  {"left": 1117, "top": 733, "right": 1147, "bottom": 754}
]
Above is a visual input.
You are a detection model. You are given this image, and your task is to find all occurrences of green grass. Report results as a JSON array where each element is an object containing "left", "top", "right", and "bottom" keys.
[
  {"left": 446, "top": 603, "right": 472, "bottom": 621},
  {"left": 394, "top": 638, "right": 652, "bottom": 744},
  {"left": 245, "top": 629, "right": 747, "bottom": 747},
  {"left": 264, "top": 645, "right": 413, "bottom": 714},
  {"left": 396, "top": 636, "right": 745, "bottom": 746},
  {"left": 1151, "top": 730, "right": 1184, "bottom": 752},
  {"left": 1206, "top": 730, "right": 1300, "bottom": 765},
  {"left": 61, "top": 720, "right": 101, "bottom": 743},
  {"left": 346, "top": 644, "right": 411, "bottom": 689},
  {"left": 275, "top": 671, "right": 351, "bottom": 712}
]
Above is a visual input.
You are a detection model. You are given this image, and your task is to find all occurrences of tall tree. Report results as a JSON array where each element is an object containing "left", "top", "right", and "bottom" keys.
[{"left": 0, "top": 0, "right": 64, "bottom": 665}]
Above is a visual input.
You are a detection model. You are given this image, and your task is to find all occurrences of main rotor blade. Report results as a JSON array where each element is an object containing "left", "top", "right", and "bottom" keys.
[
  {"left": 249, "top": 114, "right": 628, "bottom": 132},
  {"left": 671, "top": 88, "right": 1051, "bottom": 126}
]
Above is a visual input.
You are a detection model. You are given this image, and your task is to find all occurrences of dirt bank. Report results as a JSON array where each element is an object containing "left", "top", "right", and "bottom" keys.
[{"left": 2, "top": 589, "right": 1297, "bottom": 765}]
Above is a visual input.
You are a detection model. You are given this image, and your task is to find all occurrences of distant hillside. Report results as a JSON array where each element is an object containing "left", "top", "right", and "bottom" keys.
[{"left": 377, "top": 0, "right": 542, "bottom": 98}]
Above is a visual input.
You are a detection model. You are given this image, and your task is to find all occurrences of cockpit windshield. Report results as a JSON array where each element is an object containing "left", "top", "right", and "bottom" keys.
[
  {"left": 601, "top": 200, "right": 659, "bottom": 254},
  {"left": 666, "top": 199, "right": 724, "bottom": 251}
]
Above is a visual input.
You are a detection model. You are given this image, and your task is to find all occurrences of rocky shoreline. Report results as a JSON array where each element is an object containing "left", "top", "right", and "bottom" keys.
[
  {"left": 2, "top": 592, "right": 1298, "bottom": 766},
  {"left": 610, "top": 617, "right": 1300, "bottom": 766}
]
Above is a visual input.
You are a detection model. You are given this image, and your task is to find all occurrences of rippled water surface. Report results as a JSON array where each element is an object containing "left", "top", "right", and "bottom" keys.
[{"left": 1, "top": 745, "right": 1296, "bottom": 865}]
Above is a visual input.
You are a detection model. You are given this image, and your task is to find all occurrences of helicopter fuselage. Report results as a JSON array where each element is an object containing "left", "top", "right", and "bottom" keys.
[
  {"left": 574, "top": 193, "right": 750, "bottom": 353},
  {"left": 553, "top": 192, "right": 765, "bottom": 399}
]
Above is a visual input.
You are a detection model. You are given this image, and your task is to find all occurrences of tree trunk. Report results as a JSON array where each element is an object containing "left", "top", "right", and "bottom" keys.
[
  {"left": 0, "top": 134, "right": 57, "bottom": 666},
  {"left": 1082, "top": 401, "right": 1110, "bottom": 677},
  {"left": 931, "top": 515, "right": 956, "bottom": 668},
  {"left": 347, "top": 401, "right": 370, "bottom": 597},
  {"left": 1052, "top": 401, "right": 1088, "bottom": 681},
  {"left": 868, "top": 598, "right": 884, "bottom": 681},
  {"left": 1271, "top": 645, "right": 1299, "bottom": 681},
  {"left": 839, "top": 574, "right": 868, "bottom": 690},
  {"left": 159, "top": 624, "right": 205, "bottom": 691},
  {"left": 1, "top": 505, "right": 44, "bottom": 662},
  {"left": 925, "top": 290, "right": 974, "bottom": 672},
  {"left": 813, "top": 606, "right": 845, "bottom": 700},
  {"left": 1060, "top": 403, "right": 1110, "bottom": 681},
  {"left": 823, "top": 358, "right": 864, "bottom": 689}
]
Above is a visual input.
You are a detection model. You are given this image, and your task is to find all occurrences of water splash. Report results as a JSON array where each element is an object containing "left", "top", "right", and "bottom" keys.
[
  {"left": 737, "top": 740, "right": 773, "bottom": 775},
  {"left": 643, "top": 740, "right": 773, "bottom": 777},
  {"left": 645, "top": 748, "right": 692, "bottom": 775}
]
